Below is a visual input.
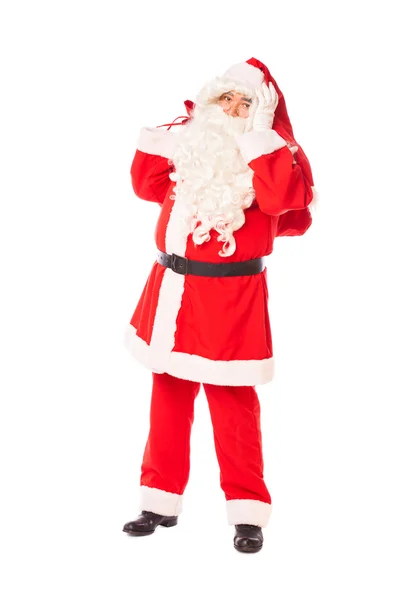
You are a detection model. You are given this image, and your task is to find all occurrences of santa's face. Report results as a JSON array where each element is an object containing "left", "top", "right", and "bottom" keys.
[{"left": 217, "top": 90, "right": 252, "bottom": 118}]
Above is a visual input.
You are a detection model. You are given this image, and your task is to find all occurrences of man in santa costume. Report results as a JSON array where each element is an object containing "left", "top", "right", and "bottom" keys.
[{"left": 123, "top": 57, "right": 317, "bottom": 553}]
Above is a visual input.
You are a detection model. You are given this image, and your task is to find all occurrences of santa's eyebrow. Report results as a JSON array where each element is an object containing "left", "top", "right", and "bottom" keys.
[{"left": 222, "top": 91, "right": 252, "bottom": 103}]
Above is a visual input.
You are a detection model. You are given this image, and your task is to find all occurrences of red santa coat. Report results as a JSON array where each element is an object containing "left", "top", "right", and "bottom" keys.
[{"left": 124, "top": 124, "right": 316, "bottom": 386}]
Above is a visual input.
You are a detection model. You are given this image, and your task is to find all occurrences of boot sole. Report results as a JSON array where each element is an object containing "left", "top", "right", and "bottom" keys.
[
  {"left": 123, "top": 528, "right": 155, "bottom": 536},
  {"left": 234, "top": 543, "right": 263, "bottom": 553}
]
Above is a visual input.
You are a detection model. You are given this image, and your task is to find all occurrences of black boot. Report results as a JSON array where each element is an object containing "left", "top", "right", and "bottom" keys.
[
  {"left": 123, "top": 510, "right": 178, "bottom": 536},
  {"left": 234, "top": 524, "right": 263, "bottom": 553}
]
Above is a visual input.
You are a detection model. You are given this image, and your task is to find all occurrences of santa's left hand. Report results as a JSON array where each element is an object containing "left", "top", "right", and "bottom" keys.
[{"left": 252, "top": 82, "right": 279, "bottom": 132}]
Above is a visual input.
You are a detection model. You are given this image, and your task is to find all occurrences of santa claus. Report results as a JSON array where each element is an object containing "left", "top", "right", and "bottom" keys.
[{"left": 123, "top": 57, "right": 317, "bottom": 553}]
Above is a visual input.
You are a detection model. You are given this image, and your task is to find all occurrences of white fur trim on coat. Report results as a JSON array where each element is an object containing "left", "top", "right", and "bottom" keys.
[
  {"left": 309, "top": 186, "right": 319, "bottom": 211},
  {"left": 235, "top": 129, "right": 288, "bottom": 164},
  {"left": 139, "top": 485, "right": 183, "bottom": 516},
  {"left": 124, "top": 324, "right": 275, "bottom": 386},
  {"left": 144, "top": 162, "right": 190, "bottom": 372},
  {"left": 226, "top": 499, "right": 272, "bottom": 528},
  {"left": 137, "top": 126, "right": 179, "bottom": 159}
]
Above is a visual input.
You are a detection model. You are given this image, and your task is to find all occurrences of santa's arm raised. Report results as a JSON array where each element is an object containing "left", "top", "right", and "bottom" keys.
[
  {"left": 235, "top": 81, "right": 316, "bottom": 217},
  {"left": 130, "top": 127, "right": 178, "bottom": 205},
  {"left": 235, "top": 128, "right": 315, "bottom": 216}
]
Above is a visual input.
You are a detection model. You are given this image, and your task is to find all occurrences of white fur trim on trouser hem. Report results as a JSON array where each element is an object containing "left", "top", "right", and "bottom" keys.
[
  {"left": 236, "top": 129, "right": 287, "bottom": 164},
  {"left": 226, "top": 499, "right": 272, "bottom": 528},
  {"left": 139, "top": 485, "right": 183, "bottom": 516}
]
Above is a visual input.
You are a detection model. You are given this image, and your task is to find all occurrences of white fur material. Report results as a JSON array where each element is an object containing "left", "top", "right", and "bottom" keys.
[
  {"left": 146, "top": 267, "right": 186, "bottom": 373},
  {"left": 144, "top": 158, "right": 190, "bottom": 371},
  {"left": 310, "top": 186, "right": 318, "bottom": 211},
  {"left": 139, "top": 485, "right": 183, "bottom": 516},
  {"left": 236, "top": 128, "right": 288, "bottom": 164},
  {"left": 222, "top": 62, "right": 264, "bottom": 90},
  {"left": 137, "top": 126, "right": 179, "bottom": 159},
  {"left": 124, "top": 323, "right": 275, "bottom": 386},
  {"left": 226, "top": 499, "right": 272, "bottom": 528}
]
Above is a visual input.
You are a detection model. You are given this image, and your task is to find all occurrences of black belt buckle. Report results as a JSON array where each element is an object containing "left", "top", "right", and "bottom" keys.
[{"left": 171, "top": 253, "right": 188, "bottom": 275}]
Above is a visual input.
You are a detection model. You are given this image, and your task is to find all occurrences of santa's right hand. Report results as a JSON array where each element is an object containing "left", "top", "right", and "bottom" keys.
[{"left": 252, "top": 82, "right": 279, "bottom": 132}]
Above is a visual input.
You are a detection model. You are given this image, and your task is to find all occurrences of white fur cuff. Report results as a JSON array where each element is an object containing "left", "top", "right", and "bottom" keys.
[
  {"left": 309, "top": 186, "right": 319, "bottom": 211},
  {"left": 226, "top": 499, "right": 272, "bottom": 528},
  {"left": 236, "top": 129, "right": 287, "bottom": 164},
  {"left": 137, "top": 126, "right": 179, "bottom": 159},
  {"left": 139, "top": 485, "right": 183, "bottom": 516}
]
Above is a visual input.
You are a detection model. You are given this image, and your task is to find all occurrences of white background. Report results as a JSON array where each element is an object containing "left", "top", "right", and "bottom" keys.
[{"left": 1, "top": 0, "right": 399, "bottom": 598}]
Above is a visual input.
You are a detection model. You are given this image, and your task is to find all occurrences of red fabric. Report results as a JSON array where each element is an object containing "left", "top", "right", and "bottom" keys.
[
  {"left": 130, "top": 179, "right": 276, "bottom": 359},
  {"left": 128, "top": 57, "right": 315, "bottom": 369},
  {"left": 173, "top": 268, "right": 272, "bottom": 361},
  {"left": 129, "top": 177, "right": 277, "bottom": 361},
  {"left": 276, "top": 207, "right": 312, "bottom": 237},
  {"left": 249, "top": 147, "right": 314, "bottom": 215},
  {"left": 130, "top": 150, "right": 173, "bottom": 204},
  {"left": 129, "top": 143, "right": 311, "bottom": 362},
  {"left": 246, "top": 57, "right": 314, "bottom": 190},
  {"left": 141, "top": 371, "right": 271, "bottom": 504},
  {"left": 130, "top": 261, "right": 164, "bottom": 345}
]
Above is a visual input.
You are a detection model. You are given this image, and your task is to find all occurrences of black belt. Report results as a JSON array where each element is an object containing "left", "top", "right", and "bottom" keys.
[{"left": 156, "top": 249, "right": 265, "bottom": 277}]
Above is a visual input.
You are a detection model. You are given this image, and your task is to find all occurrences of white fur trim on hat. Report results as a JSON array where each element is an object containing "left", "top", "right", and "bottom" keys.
[{"left": 222, "top": 62, "right": 264, "bottom": 90}]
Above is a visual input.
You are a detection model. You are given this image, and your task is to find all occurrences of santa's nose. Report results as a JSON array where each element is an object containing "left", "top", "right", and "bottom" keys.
[{"left": 225, "top": 106, "right": 239, "bottom": 117}]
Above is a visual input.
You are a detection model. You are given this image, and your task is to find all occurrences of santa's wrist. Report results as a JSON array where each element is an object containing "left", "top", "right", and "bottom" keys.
[
  {"left": 252, "top": 112, "right": 274, "bottom": 131},
  {"left": 235, "top": 128, "right": 287, "bottom": 164}
]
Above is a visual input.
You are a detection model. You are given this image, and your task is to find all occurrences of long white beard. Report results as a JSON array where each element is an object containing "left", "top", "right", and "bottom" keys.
[{"left": 169, "top": 102, "right": 255, "bottom": 258}]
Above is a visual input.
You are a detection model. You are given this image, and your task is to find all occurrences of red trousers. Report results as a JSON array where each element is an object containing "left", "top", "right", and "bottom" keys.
[{"left": 138, "top": 372, "right": 272, "bottom": 527}]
